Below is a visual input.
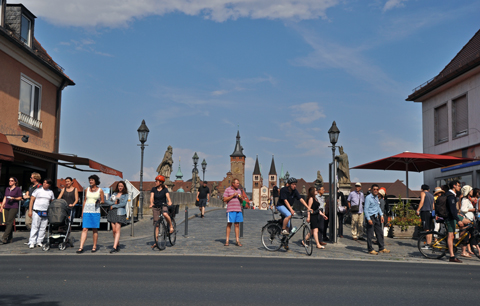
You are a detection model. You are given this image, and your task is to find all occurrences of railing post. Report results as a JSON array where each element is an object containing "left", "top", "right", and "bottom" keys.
[
  {"left": 184, "top": 206, "right": 188, "bottom": 236},
  {"left": 240, "top": 206, "right": 244, "bottom": 238}
]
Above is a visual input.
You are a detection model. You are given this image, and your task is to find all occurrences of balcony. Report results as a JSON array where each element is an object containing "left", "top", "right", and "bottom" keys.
[{"left": 18, "top": 112, "right": 42, "bottom": 131}]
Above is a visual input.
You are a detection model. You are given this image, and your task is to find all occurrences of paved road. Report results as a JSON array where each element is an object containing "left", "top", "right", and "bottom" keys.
[
  {"left": 1, "top": 255, "right": 479, "bottom": 305},
  {"left": 1, "top": 208, "right": 480, "bottom": 266}
]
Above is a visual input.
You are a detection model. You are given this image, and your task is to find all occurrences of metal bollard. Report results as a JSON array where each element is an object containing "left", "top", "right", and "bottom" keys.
[
  {"left": 185, "top": 206, "right": 188, "bottom": 236},
  {"left": 240, "top": 206, "right": 244, "bottom": 238}
]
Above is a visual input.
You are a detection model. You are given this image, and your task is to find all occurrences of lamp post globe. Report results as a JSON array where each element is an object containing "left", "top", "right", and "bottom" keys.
[
  {"left": 328, "top": 121, "right": 340, "bottom": 146},
  {"left": 137, "top": 119, "right": 150, "bottom": 144},
  {"left": 201, "top": 159, "right": 207, "bottom": 181}
]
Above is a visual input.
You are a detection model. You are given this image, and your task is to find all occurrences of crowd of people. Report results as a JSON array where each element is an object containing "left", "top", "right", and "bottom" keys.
[{"left": 1, "top": 172, "right": 479, "bottom": 260}]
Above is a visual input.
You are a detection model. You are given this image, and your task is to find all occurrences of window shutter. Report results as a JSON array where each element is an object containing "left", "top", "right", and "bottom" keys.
[
  {"left": 453, "top": 95, "right": 468, "bottom": 137},
  {"left": 435, "top": 104, "right": 448, "bottom": 143}
]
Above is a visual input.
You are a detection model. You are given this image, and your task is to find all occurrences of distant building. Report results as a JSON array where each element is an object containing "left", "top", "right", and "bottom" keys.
[{"left": 407, "top": 29, "right": 480, "bottom": 188}]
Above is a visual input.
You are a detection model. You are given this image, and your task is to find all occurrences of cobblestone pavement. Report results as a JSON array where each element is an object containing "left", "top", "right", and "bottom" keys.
[{"left": 2, "top": 208, "right": 480, "bottom": 265}]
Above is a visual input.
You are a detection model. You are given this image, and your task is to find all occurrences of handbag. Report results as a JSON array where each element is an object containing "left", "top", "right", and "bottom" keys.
[{"left": 350, "top": 205, "right": 359, "bottom": 213}]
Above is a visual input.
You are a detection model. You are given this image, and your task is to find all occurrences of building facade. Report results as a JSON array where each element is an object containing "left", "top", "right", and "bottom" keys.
[{"left": 407, "top": 29, "right": 480, "bottom": 188}]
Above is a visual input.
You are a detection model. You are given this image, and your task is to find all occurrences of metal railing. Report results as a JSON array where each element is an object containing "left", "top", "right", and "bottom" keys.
[{"left": 18, "top": 112, "right": 42, "bottom": 130}]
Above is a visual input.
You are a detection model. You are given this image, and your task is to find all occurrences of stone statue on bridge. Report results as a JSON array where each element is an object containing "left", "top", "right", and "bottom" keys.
[
  {"left": 336, "top": 146, "right": 350, "bottom": 185},
  {"left": 314, "top": 170, "right": 323, "bottom": 188},
  {"left": 156, "top": 145, "right": 173, "bottom": 179}
]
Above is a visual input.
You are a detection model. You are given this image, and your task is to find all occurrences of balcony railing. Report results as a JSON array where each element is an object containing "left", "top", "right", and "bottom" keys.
[{"left": 18, "top": 112, "right": 42, "bottom": 130}]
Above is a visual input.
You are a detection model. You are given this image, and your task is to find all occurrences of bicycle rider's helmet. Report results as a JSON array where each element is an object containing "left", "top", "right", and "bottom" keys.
[
  {"left": 287, "top": 177, "right": 297, "bottom": 184},
  {"left": 155, "top": 175, "right": 165, "bottom": 182}
]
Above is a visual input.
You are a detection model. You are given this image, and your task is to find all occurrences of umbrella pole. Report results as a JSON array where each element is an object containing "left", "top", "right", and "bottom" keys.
[{"left": 406, "top": 162, "right": 409, "bottom": 199}]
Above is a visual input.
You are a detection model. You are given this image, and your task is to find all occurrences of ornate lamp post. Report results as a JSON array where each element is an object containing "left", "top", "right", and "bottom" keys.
[
  {"left": 201, "top": 159, "right": 207, "bottom": 181},
  {"left": 285, "top": 171, "right": 290, "bottom": 180},
  {"left": 328, "top": 121, "right": 340, "bottom": 243},
  {"left": 137, "top": 120, "right": 149, "bottom": 219},
  {"left": 192, "top": 152, "right": 199, "bottom": 194}
]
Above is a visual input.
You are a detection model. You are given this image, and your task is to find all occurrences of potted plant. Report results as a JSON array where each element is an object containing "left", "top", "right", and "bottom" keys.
[{"left": 389, "top": 197, "right": 421, "bottom": 238}]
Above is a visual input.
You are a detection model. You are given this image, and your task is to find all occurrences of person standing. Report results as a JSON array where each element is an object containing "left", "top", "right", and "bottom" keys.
[
  {"left": 348, "top": 182, "right": 365, "bottom": 240},
  {"left": 22, "top": 172, "right": 42, "bottom": 230},
  {"left": 223, "top": 178, "right": 243, "bottom": 247},
  {"left": 272, "top": 183, "right": 279, "bottom": 207},
  {"left": 77, "top": 175, "right": 104, "bottom": 253},
  {"left": 416, "top": 185, "right": 435, "bottom": 247},
  {"left": 337, "top": 191, "right": 347, "bottom": 238},
  {"left": 315, "top": 187, "right": 329, "bottom": 242},
  {"left": 1, "top": 177, "right": 22, "bottom": 244},
  {"left": 57, "top": 177, "right": 79, "bottom": 222},
  {"left": 28, "top": 179, "right": 55, "bottom": 248},
  {"left": 197, "top": 181, "right": 210, "bottom": 218},
  {"left": 106, "top": 181, "right": 128, "bottom": 253},
  {"left": 364, "top": 184, "right": 390, "bottom": 255},
  {"left": 446, "top": 180, "right": 464, "bottom": 263}
]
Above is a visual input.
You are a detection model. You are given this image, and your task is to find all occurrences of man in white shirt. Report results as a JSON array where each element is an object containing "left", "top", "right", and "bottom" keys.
[{"left": 28, "top": 179, "right": 54, "bottom": 248}]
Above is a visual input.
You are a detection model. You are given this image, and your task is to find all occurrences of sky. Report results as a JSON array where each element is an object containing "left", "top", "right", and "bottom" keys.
[{"left": 20, "top": 0, "right": 480, "bottom": 190}]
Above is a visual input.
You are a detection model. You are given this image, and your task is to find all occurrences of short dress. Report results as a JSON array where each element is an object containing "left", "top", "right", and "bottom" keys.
[
  {"left": 106, "top": 194, "right": 127, "bottom": 225},
  {"left": 83, "top": 187, "right": 101, "bottom": 229},
  {"left": 310, "top": 198, "right": 322, "bottom": 229}
]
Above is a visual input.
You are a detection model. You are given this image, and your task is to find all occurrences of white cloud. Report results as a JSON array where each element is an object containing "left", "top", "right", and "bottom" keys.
[
  {"left": 375, "top": 130, "right": 422, "bottom": 153},
  {"left": 245, "top": 156, "right": 255, "bottom": 171},
  {"left": 289, "top": 102, "right": 326, "bottom": 124},
  {"left": 20, "top": 0, "right": 341, "bottom": 28},
  {"left": 383, "top": 0, "right": 408, "bottom": 12},
  {"left": 257, "top": 136, "right": 283, "bottom": 142},
  {"left": 59, "top": 39, "right": 113, "bottom": 57},
  {"left": 132, "top": 166, "right": 157, "bottom": 181}
]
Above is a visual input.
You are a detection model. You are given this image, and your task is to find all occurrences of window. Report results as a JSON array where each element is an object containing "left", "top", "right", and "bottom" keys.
[
  {"left": 18, "top": 75, "right": 42, "bottom": 130},
  {"left": 434, "top": 104, "right": 448, "bottom": 144},
  {"left": 452, "top": 95, "right": 468, "bottom": 138},
  {"left": 270, "top": 176, "right": 274, "bottom": 181},
  {"left": 255, "top": 183, "right": 258, "bottom": 187},
  {"left": 20, "top": 14, "right": 31, "bottom": 46}
]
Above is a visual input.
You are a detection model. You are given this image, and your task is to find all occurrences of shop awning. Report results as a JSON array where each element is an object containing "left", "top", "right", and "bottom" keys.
[
  {"left": 0, "top": 134, "right": 15, "bottom": 162},
  {"left": 12, "top": 145, "right": 123, "bottom": 178}
]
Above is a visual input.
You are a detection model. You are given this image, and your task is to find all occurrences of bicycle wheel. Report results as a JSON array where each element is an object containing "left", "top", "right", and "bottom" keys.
[
  {"left": 169, "top": 219, "right": 177, "bottom": 246},
  {"left": 302, "top": 225, "right": 313, "bottom": 256},
  {"left": 261, "top": 223, "right": 283, "bottom": 251},
  {"left": 154, "top": 220, "right": 167, "bottom": 250},
  {"left": 418, "top": 231, "right": 447, "bottom": 259}
]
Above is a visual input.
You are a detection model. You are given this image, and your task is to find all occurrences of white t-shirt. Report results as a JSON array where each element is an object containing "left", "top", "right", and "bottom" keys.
[{"left": 32, "top": 187, "right": 54, "bottom": 211}]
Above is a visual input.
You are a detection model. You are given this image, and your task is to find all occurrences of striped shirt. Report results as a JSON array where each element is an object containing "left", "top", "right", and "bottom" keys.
[{"left": 223, "top": 186, "right": 242, "bottom": 213}]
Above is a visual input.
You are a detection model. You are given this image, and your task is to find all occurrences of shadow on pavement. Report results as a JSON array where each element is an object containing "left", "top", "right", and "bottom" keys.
[{"left": 0, "top": 294, "right": 60, "bottom": 306}]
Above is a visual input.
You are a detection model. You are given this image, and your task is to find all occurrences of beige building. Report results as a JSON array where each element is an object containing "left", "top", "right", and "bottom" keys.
[{"left": 407, "top": 29, "right": 480, "bottom": 188}]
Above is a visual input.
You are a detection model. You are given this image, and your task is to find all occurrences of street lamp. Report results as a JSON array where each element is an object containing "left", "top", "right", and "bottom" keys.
[
  {"left": 4, "top": 134, "right": 29, "bottom": 143},
  {"left": 285, "top": 171, "right": 290, "bottom": 180},
  {"left": 192, "top": 152, "right": 199, "bottom": 194},
  {"left": 328, "top": 121, "right": 340, "bottom": 243},
  {"left": 137, "top": 120, "right": 149, "bottom": 220},
  {"left": 201, "top": 159, "right": 207, "bottom": 181}
]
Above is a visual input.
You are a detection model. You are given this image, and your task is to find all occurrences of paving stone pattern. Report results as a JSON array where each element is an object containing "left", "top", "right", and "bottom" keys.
[{"left": 1, "top": 208, "right": 480, "bottom": 265}]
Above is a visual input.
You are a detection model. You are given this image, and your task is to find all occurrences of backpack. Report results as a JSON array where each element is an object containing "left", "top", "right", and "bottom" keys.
[{"left": 435, "top": 194, "right": 448, "bottom": 219}]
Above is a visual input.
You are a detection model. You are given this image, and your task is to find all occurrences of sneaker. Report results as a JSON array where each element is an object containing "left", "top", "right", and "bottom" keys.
[
  {"left": 379, "top": 249, "right": 391, "bottom": 254},
  {"left": 368, "top": 250, "right": 378, "bottom": 255},
  {"left": 421, "top": 245, "right": 432, "bottom": 250},
  {"left": 281, "top": 229, "right": 289, "bottom": 235},
  {"left": 36, "top": 243, "right": 43, "bottom": 248},
  {"left": 28, "top": 244, "right": 35, "bottom": 249}
]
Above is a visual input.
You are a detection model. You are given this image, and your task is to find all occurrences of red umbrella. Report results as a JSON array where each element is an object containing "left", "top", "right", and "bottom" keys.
[{"left": 351, "top": 152, "right": 476, "bottom": 198}]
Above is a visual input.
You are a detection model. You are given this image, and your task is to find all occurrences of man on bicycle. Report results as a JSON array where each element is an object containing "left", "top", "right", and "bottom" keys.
[{"left": 276, "top": 177, "right": 310, "bottom": 236}]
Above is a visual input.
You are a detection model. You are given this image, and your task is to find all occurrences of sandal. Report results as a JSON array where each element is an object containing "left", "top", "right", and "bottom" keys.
[
  {"left": 235, "top": 241, "right": 242, "bottom": 247},
  {"left": 91, "top": 247, "right": 97, "bottom": 253},
  {"left": 76, "top": 248, "right": 84, "bottom": 254},
  {"left": 316, "top": 245, "right": 325, "bottom": 249},
  {"left": 224, "top": 243, "right": 229, "bottom": 246},
  {"left": 460, "top": 253, "right": 472, "bottom": 258}
]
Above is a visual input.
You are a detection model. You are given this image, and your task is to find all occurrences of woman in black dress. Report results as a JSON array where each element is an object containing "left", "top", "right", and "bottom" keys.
[{"left": 306, "top": 187, "right": 328, "bottom": 249}]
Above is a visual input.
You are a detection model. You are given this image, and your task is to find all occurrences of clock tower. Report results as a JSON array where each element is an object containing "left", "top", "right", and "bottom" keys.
[{"left": 230, "top": 130, "right": 246, "bottom": 187}]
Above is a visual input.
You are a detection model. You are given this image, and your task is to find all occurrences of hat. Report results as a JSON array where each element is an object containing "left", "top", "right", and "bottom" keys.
[
  {"left": 461, "top": 185, "right": 472, "bottom": 197},
  {"left": 433, "top": 187, "right": 444, "bottom": 196},
  {"left": 355, "top": 182, "right": 361, "bottom": 187},
  {"left": 378, "top": 189, "right": 385, "bottom": 196}
]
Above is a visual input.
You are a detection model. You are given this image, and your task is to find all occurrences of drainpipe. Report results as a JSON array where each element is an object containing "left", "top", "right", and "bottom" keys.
[{"left": 53, "top": 79, "right": 67, "bottom": 181}]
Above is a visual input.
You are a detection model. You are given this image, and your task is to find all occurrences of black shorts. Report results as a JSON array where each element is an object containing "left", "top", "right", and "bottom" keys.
[
  {"left": 198, "top": 199, "right": 207, "bottom": 207},
  {"left": 420, "top": 211, "right": 433, "bottom": 231}
]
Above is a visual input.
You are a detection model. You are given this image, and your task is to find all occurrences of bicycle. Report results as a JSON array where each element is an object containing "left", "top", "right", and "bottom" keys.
[
  {"left": 417, "top": 221, "right": 480, "bottom": 259},
  {"left": 261, "top": 208, "right": 313, "bottom": 256},
  {"left": 153, "top": 205, "right": 178, "bottom": 250}
]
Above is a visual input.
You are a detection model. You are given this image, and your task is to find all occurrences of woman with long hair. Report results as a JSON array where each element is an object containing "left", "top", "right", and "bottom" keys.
[
  {"left": 1, "top": 177, "right": 22, "bottom": 244},
  {"left": 106, "top": 181, "right": 128, "bottom": 253},
  {"left": 306, "top": 186, "right": 328, "bottom": 249},
  {"left": 77, "top": 175, "right": 104, "bottom": 253}
]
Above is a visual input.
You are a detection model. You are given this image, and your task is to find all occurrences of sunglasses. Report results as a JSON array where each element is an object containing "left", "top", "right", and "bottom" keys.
[
  {"left": 373, "top": 188, "right": 379, "bottom": 191},
  {"left": 9, "top": 179, "right": 15, "bottom": 182}
]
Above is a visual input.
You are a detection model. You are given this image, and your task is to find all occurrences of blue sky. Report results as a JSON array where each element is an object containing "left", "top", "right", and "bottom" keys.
[{"left": 21, "top": 0, "right": 480, "bottom": 190}]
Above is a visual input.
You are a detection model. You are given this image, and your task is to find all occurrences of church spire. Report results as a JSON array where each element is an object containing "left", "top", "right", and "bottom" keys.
[
  {"left": 253, "top": 155, "right": 261, "bottom": 175},
  {"left": 230, "top": 130, "right": 246, "bottom": 157},
  {"left": 269, "top": 155, "right": 277, "bottom": 175},
  {"left": 175, "top": 157, "right": 183, "bottom": 181}
]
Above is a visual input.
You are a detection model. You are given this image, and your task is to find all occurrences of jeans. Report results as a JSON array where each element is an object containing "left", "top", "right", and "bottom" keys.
[
  {"left": 366, "top": 215, "right": 385, "bottom": 252},
  {"left": 276, "top": 206, "right": 291, "bottom": 228}
]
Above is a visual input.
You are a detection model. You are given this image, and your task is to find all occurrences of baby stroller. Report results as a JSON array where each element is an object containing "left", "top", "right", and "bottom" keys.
[{"left": 42, "top": 199, "right": 73, "bottom": 251}]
